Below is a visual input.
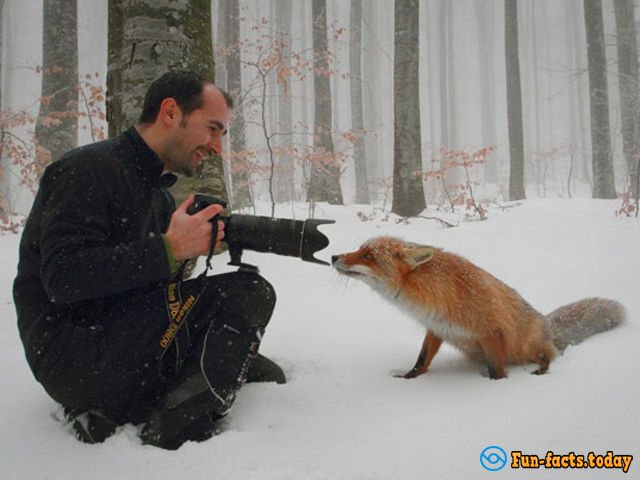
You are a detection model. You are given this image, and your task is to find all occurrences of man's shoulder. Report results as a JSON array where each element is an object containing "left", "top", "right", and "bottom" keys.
[
  {"left": 59, "top": 135, "right": 128, "bottom": 168},
  {"left": 44, "top": 135, "right": 131, "bottom": 180}
]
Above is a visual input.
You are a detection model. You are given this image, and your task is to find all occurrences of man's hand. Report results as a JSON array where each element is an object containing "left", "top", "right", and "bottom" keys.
[{"left": 164, "top": 194, "right": 225, "bottom": 261}]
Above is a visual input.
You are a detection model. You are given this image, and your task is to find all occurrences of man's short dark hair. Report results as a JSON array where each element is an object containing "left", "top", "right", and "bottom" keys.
[{"left": 139, "top": 70, "right": 233, "bottom": 124}]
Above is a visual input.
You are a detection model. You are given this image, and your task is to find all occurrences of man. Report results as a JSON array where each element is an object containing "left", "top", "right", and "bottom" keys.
[{"left": 13, "top": 70, "right": 284, "bottom": 449}]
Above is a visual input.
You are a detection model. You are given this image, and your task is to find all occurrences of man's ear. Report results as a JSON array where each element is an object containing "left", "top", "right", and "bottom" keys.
[
  {"left": 159, "top": 97, "right": 180, "bottom": 126},
  {"left": 403, "top": 245, "right": 435, "bottom": 269}
]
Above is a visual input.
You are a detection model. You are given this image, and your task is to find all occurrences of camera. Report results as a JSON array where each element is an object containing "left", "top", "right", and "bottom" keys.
[{"left": 187, "top": 193, "right": 334, "bottom": 267}]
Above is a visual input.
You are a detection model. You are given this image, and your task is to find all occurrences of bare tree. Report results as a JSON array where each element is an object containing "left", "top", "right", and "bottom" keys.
[
  {"left": 308, "top": 0, "right": 343, "bottom": 205},
  {"left": 438, "top": 0, "right": 450, "bottom": 150},
  {"left": 361, "top": 3, "right": 384, "bottom": 184},
  {"left": 350, "top": 0, "right": 369, "bottom": 204},
  {"left": 107, "top": 0, "right": 227, "bottom": 203},
  {"left": 107, "top": 1, "right": 215, "bottom": 134},
  {"left": 222, "top": 0, "right": 251, "bottom": 209},
  {"left": 35, "top": 0, "right": 78, "bottom": 165},
  {"left": 565, "top": 0, "right": 591, "bottom": 186},
  {"left": 525, "top": 2, "right": 542, "bottom": 161},
  {"left": 392, "top": 0, "right": 425, "bottom": 217},
  {"left": 273, "top": 0, "right": 295, "bottom": 205},
  {"left": 613, "top": 0, "right": 640, "bottom": 199},
  {"left": 474, "top": 0, "right": 498, "bottom": 184},
  {"left": 0, "top": 0, "right": 4, "bottom": 111},
  {"left": 583, "top": 0, "right": 616, "bottom": 199},
  {"left": 445, "top": 1, "right": 457, "bottom": 149},
  {"left": 215, "top": 0, "right": 228, "bottom": 91},
  {"left": 505, "top": 0, "right": 526, "bottom": 200},
  {"left": 0, "top": 0, "right": 5, "bottom": 213}
]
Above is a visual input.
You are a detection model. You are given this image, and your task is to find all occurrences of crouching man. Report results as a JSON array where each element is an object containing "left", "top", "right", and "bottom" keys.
[{"left": 13, "top": 70, "right": 285, "bottom": 449}]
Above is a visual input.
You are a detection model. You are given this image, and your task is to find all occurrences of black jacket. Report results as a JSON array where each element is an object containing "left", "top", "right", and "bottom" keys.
[{"left": 14, "top": 128, "right": 177, "bottom": 377}]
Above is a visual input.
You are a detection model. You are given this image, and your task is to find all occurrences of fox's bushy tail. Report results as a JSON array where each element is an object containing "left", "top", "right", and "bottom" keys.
[{"left": 547, "top": 298, "right": 626, "bottom": 352}]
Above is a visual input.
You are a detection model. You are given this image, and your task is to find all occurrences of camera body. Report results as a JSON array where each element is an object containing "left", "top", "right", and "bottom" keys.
[
  {"left": 186, "top": 194, "right": 229, "bottom": 216},
  {"left": 187, "top": 194, "right": 334, "bottom": 267}
]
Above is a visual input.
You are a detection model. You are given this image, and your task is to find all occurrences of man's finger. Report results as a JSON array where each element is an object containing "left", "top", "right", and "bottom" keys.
[
  {"left": 196, "top": 203, "right": 225, "bottom": 220},
  {"left": 177, "top": 193, "right": 195, "bottom": 213},
  {"left": 216, "top": 220, "right": 226, "bottom": 241}
]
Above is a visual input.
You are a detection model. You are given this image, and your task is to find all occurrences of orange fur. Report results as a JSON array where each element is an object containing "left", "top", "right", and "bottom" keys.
[{"left": 333, "top": 236, "right": 558, "bottom": 379}]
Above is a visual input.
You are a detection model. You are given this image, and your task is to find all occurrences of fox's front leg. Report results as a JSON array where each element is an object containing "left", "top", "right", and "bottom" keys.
[
  {"left": 479, "top": 331, "right": 507, "bottom": 379},
  {"left": 396, "top": 331, "right": 443, "bottom": 379}
]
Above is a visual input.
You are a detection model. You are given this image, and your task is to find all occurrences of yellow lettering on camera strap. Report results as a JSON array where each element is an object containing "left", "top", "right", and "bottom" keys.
[{"left": 158, "top": 276, "right": 206, "bottom": 376}]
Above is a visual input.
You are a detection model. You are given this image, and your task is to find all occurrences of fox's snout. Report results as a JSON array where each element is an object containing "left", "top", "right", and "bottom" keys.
[
  {"left": 331, "top": 253, "right": 353, "bottom": 273},
  {"left": 331, "top": 251, "right": 371, "bottom": 278}
]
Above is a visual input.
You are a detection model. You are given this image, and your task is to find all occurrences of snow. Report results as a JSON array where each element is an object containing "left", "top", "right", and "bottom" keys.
[{"left": 1, "top": 199, "right": 638, "bottom": 479}]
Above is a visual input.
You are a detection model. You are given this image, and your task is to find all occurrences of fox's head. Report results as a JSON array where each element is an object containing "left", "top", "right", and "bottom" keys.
[{"left": 332, "top": 236, "right": 436, "bottom": 294}]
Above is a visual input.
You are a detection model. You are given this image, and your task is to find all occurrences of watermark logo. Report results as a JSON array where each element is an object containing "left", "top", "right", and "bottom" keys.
[
  {"left": 479, "top": 447, "right": 633, "bottom": 473},
  {"left": 480, "top": 446, "right": 508, "bottom": 471}
]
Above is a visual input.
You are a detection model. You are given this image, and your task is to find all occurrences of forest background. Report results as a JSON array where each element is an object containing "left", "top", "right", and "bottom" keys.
[
  {"left": 1, "top": 0, "right": 639, "bottom": 226},
  {"left": 0, "top": 3, "right": 639, "bottom": 478}
]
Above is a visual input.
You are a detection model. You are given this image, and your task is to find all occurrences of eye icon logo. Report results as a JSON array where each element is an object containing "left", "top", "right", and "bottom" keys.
[{"left": 480, "top": 446, "right": 508, "bottom": 471}]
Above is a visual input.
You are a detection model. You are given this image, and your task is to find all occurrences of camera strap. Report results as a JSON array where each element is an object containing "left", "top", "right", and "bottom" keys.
[
  {"left": 158, "top": 218, "right": 219, "bottom": 377},
  {"left": 204, "top": 220, "right": 219, "bottom": 274},
  {"left": 158, "top": 264, "right": 208, "bottom": 377}
]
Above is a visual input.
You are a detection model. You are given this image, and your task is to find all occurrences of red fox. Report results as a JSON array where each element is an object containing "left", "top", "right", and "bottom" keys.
[{"left": 332, "top": 236, "right": 625, "bottom": 379}]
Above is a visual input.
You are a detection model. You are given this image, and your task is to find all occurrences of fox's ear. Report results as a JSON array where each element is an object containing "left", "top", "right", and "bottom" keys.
[{"left": 404, "top": 245, "right": 435, "bottom": 269}]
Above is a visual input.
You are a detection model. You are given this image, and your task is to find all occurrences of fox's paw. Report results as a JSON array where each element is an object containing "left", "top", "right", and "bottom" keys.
[{"left": 393, "top": 368, "right": 421, "bottom": 379}]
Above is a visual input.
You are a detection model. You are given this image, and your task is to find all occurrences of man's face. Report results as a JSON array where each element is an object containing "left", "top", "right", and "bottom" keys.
[{"left": 163, "top": 84, "right": 230, "bottom": 177}]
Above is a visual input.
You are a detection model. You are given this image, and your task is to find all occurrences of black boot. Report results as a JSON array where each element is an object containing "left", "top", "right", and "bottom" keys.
[
  {"left": 139, "top": 378, "right": 224, "bottom": 450},
  {"left": 247, "top": 353, "right": 286, "bottom": 384},
  {"left": 64, "top": 407, "right": 118, "bottom": 444},
  {"left": 141, "top": 324, "right": 263, "bottom": 449},
  {"left": 142, "top": 272, "right": 277, "bottom": 449}
]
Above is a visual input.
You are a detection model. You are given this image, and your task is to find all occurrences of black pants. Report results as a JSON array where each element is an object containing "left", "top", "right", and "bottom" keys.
[{"left": 37, "top": 270, "right": 278, "bottom": 425}]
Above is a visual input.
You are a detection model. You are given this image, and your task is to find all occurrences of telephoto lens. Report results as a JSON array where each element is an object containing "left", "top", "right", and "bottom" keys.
[
  {"left": 225, "top": 215, "right": 334, "bottom": 265},
  {"left": 187, "top": 194, "right": 334, "bottom": 266}
]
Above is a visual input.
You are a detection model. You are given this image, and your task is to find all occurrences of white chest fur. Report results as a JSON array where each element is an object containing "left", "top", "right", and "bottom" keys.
[{"left": 369, "top": 279, "right": 473, "bottom": 342}]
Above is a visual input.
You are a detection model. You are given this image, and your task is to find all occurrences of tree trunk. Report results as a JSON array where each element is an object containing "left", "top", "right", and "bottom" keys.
[
  {"left": 392, "top": 0, "right": 425, "bottom": 217},
  {"left": 361, "top": 2, "right": 384, "bottom": 187},
  {"left": 224, "top": 0, "right": 251, "bottom": 209},
  {"left": 0, "top": 0, "right": 4, "bottom": 111},
  {"left": 274, "top": 0, "right": 295, "bottom": 204},
  {"left": 504, "top": 0, "right": 526, "bottom": 200},
  {"left": 565, "top": 1, "right": 584, "bottom": 185},
  {"left": 566, "top": 0, "right": 592, "bottom": 185},
  {"left": 613, "top": 0, "right": 640, "bottom": 199},
  {"left": 438, "top": 0, "right": 449, "bottom": 150},
  {"left": 35, "top": 0, "right": 78, "bottom": 166},
  {"left": 350, "top": 0, "right": 369, "bottom": 205},
  {"left": 107, "top": 1, "right": 215, "bottom": 135},
  {"left": 0, "top": 0, "right": 5, "bottom": 214},
  {"left": 215, "top": 0, "right": 228, "bottom": 91},
  {"left": 443, "top": 0, "right": 461, "bottom": 189},
  {"left": 107, "top": 0, "right": 228, "bottom": 204},
  {"left": 445, "top": 0, "right": 456, "bottom": 149},
  {"left": 474, "top": 0, "right": 498, "bottom": 184},
  {"left": 583, "top": 0, "right": 617, "bottom": 199},
  {"left": 528, "top": 1, "right": 542, "bottom": 174},
  {"left": 308, "top": 0, "right": 343, "bottom": 205}
]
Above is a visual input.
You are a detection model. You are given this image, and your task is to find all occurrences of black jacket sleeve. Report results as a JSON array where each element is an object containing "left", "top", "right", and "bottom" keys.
[{"left": 38, "top": 157, "right": 172, "bottom": 305}]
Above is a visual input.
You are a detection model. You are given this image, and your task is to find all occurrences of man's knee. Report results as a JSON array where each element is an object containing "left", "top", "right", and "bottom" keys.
[
  {"left": 243, "top": 272, "right": 276, "bottom": 313},
  {"left": 234, "top": 272, "right": 276, "bottom": 330},
  {"left": 204, "top": 271, "right": 277, "bottom": 330}
]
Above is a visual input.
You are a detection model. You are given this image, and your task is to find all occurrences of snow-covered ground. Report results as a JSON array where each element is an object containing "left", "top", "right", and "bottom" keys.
[{"left": 1, "top": 199, "right": 638, "bottom": 479}]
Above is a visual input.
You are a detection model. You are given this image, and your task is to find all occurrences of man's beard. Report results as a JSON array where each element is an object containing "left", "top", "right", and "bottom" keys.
[
  {"left": 178, "top": 163, "right": 195, "bottom": 177},
  {"left": 179, "top": 155, "right": 207, "bottom": 178}
]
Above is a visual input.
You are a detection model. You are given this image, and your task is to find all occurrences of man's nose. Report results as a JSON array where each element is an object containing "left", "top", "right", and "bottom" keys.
[{"left": 208, "top": 135, "right": 223, "bottom": 156}]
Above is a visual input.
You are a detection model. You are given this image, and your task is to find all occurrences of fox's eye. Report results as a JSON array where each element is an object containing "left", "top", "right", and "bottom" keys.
[{"left": 363, "top": 252, "right": 374, "bottom": 262}]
